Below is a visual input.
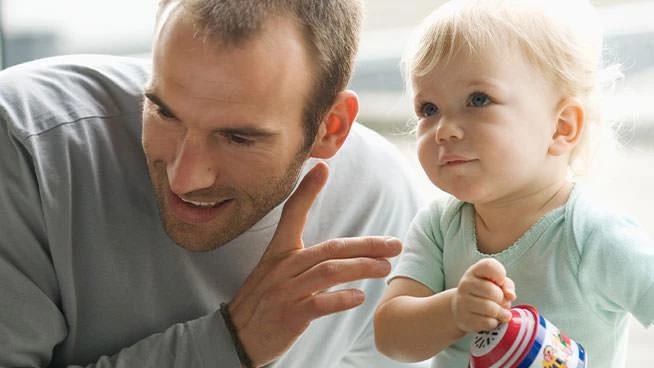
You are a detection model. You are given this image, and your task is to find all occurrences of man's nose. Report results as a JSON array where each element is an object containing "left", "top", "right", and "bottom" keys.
[{"left": 167, "top": 135, "right": 217, "bottom": 195}]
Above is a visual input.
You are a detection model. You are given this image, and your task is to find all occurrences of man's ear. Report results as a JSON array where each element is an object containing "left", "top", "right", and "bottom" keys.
[
  {"left": 548, "top": 97, "right": 584, "bottom": 156},
  {"left": 309, "top": 90, "right": 359, "bottom": 159}
]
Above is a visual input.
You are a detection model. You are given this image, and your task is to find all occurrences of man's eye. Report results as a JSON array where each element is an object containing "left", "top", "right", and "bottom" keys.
[
  {"left": 468, "top": 92, "right": 491, "bottom": 107},
  {"left": 421, "top": 103, "right": 439, "bottom": 117},
  {"left": 225, "top": 134, "right": 254, "bottom": 146},
  {"left": 156, "top": 107, "right": 175, "bottom": 120}
]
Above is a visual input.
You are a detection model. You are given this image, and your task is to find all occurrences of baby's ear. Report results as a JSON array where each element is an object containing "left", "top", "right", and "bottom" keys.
[{"left": 548, "top": 97, "right": 584, "bottom": 156}]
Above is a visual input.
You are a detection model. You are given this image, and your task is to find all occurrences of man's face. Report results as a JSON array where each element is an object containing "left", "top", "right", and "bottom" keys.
[{"left": 142, "top": 8, "right": 315, "bottom": 251}]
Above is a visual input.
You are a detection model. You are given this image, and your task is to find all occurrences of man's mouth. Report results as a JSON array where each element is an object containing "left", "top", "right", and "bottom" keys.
[
  {"left": 168, "top": 191, "right": 234, "bottom": 224},
  {"left": 179, "top": 197, "right": 224, "bottom": 208}
]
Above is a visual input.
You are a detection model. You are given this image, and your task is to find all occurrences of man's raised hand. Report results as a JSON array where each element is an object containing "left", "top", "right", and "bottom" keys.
[{"left": 227, "top": 162, "right": 402, "bottom": 367}]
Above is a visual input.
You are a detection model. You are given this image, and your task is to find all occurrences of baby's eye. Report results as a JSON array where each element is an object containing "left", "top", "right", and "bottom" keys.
[
  {"left": 420, "top": 102, "right": 439, "bottom": 117},
  {"left": 468, "top": 92, "right": 491, "bottom": 107}
]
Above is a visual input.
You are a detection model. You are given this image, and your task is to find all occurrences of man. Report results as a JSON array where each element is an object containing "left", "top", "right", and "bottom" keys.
[{"left": 0, "top": 0, "right": 422, "bottom": 367}]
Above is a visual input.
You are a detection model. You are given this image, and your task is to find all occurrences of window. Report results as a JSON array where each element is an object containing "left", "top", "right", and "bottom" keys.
[
  {"left": 0, "top": 3, "right": 652, "bottom": 365},
  {"left": 1, "top": 0, "right": 155, "bottom": 67}
]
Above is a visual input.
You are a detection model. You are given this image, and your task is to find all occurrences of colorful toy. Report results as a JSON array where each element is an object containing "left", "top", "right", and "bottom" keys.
[{"left": 469, "top": 305, "right": 587, "bottom": 368}]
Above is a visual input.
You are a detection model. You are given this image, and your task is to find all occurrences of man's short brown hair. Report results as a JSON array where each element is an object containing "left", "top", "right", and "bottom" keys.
[{"left": 157, "top": 0, "right": 363, "bottom": 149}]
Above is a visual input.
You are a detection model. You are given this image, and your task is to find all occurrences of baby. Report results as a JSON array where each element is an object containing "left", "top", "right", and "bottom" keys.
[{"left": 373, "top": 1, "right": 654, "bottom": 367}]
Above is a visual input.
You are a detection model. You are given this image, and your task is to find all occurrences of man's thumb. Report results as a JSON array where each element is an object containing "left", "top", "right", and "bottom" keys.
[{"left": 265, "top": 162, "right": 329, "bottom": 257}]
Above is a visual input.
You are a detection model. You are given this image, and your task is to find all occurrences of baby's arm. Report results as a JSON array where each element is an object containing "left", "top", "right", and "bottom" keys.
[
  {"left": 374, "top": 277, "right": 463, "bottom": 362},
  {"left": 374, "top": 258, "right": 515, "bottom": 362}
]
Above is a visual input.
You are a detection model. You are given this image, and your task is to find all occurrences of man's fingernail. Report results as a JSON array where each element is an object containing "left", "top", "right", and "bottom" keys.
[
  {"left": 375, "top": 259, "right": 391, "bottom": 273},
  {"left": 384, "top": 237, "right": 401, "bottom": 248},
  {"left": 352, "top": 289, "right": 365, "bottom": 304}
]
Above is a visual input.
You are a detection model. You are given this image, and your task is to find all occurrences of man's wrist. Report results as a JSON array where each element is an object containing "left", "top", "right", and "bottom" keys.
[{"left": 220, "top": 302, "right": 255, "bottom": 368}]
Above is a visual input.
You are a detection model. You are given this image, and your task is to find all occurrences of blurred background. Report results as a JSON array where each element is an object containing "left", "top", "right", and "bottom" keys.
[{"left": 1, "top": 0, "right": 652, "bottom": 365}]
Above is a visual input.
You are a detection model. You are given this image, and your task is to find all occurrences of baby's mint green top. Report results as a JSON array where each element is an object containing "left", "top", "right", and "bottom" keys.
[{"left": 391, "top": 185, "right": 654, "bottom": 368}]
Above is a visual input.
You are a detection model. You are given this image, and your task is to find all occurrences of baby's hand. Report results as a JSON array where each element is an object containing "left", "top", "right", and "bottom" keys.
[{"left": 451, "top": 258, "right": 517, "bottom": 333}]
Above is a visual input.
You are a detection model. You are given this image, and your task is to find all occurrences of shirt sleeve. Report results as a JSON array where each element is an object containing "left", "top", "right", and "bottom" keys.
[
  {"left": 0, "top": 107, "right": 68, "bottom": 366},
  {"left": 578, "top": 211, "right": 654, "bottom": 328},
  {"left": 389, "top": 200, "right": 448, "bottom": 293},
  {"left": 0, "top": 112, "right": 242, "bottom": 367},
  {"left": 88, "top": 313, "right": 241, "bottom": 368}
]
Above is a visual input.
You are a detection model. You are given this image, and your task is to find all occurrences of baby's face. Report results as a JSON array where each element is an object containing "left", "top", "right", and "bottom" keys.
[{"left": 411, "top": 43, "right": 565, "bottom": 205}]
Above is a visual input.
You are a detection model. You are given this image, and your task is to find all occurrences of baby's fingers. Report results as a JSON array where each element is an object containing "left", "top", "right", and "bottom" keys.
[
  {"left": 502, "top": 277, "right": 517, "bottom": 301},
  {"left": 470, "top": 297, "right": 512, "bottom": 323},
  {"left": 458, "top": 275, "right": 505, "bottom": 304},
  {"left": 472, "top": 258, "right": 507, "bottom": 287},
  {"left": 462, "top": 314, "right": 504, "bottom": 333},
  {"left": 453, "top": 296, "right": 512, "bottom": 332}
]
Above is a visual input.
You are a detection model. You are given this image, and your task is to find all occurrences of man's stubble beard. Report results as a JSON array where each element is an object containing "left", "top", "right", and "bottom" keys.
[{"left": 146, "top": 149, "right": 310, "bottom": 252}]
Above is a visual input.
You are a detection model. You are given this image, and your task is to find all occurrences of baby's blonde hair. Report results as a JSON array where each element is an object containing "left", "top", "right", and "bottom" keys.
[{"left": 403, "top": 0, "right": 622, "bottom": 175}]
